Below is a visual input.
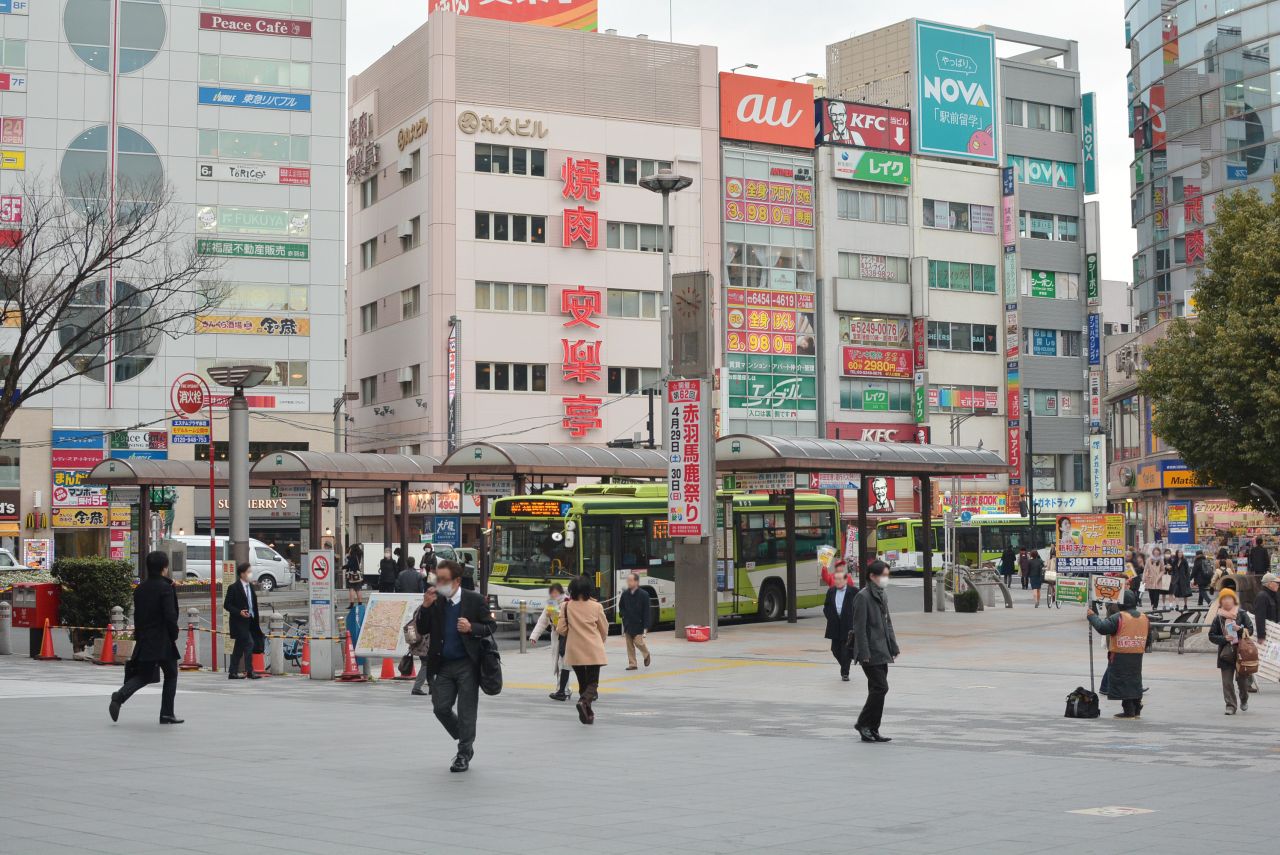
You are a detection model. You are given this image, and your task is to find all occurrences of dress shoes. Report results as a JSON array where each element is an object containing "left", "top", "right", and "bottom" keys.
[
  {"left": 449, "top": 752, "right": 471, "bottom": 773},
  {"left": 108, "top": 693, "right": 121, "bottom": 722},
  {"left": 857, "top": 726, "right": 876, "bottom": 743},
  {"left": 159, "top": 716, "right": 184, "bottom": 725}
]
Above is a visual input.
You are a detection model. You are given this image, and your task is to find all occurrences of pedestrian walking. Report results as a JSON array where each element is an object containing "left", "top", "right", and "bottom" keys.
[
  {"left": 378, "top": 548, "right": 398, "bottom": 593},
  {"left": 851, "top": 560, "right": 898, "bottom": 743},
  {"left": 1254, "top": 573, "right": 1280, "bottom": 642},
  {"left": 109, "top": 551, "right": 183, "bottom": 724},
  {"left": 224, "top": 562, "right": 264, "bottom": 680},
  {"left": 1029, "top": 549, "right": 1045, "bottom": 608},
  {"left": 407, "top": 587, "right": 436, "bottom": 696},
  {"left": 1018, "top": 547, "right": 1030, "bottom": 590},
  {"left": 618, "top": 573, "right": 651, "bottom": 671},
  {"left": 1142, "top": 548, "right": 1166, "bottom": 609},
  {"left": 1087, "top": 589, "right": 1150, "bottom": 719},
  {"left": 1127, "top": 547, "right": 1144, "bottom": 580},
  {"left": 557, "top": 574, "right": 609, "bottom": 725},
  {"left": 999, "top": 546, "right": 1016, "bottom": 590},
  {"left": 420, "top": 543, "right": 438, "bottom": 576},
  {"left": 414, "top": 560, "right": 496, "bottom": 772},
  {"left": 823, "top": 568, "right": 856, "bottom": 681},
  {"left": 1169, "top": 549, "right": 1192, "bottom": 608},
  {"left": 343, "top": 544, "right": 365, "bottom": 608},
  {"left": 1209, "top": 588, "right": 1256, "bottom": 715},
  {"left": 1044, "top": 548, "right": 1059, "bottom": 608},
  {"left": 1192, "top": 552, "right": 1214, "bottom": 606},
  {"left": 396, "top": 556, "right": 425, "bottom": 593},
  {"left": 1248, "top": 536, "right": 1271, "bottom": 575},
  {"left": 529, "top": 583, "right": 572, "bottom": 701}
]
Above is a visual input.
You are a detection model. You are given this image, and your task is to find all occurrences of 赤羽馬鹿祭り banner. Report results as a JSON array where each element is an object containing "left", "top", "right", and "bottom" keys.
[
  {"left": 914, "top": 21, "right": 998, "bottom": 163},
  {"left": 1055, "top": 512, "right": 1126, "bottom": 573}
]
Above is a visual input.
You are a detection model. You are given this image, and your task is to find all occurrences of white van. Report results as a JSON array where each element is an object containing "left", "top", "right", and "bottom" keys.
[{"left": 171, "top": 536, "right": 294, "bottom": 591}]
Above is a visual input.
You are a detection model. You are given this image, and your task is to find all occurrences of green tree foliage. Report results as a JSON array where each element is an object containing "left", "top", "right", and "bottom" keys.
[
  {"left": 1139, "top": 179, "right": 1280, "bottom": 508},
  {"left": 51, "top": 557, "right": 134, "bottom": 645}
]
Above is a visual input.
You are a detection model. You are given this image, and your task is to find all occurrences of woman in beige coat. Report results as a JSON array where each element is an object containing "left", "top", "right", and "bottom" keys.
[{"left": 556, "top": 575, "right": 609, "bottom": 725}]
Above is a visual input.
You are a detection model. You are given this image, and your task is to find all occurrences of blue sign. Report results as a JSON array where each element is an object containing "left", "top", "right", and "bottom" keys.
[
  {"left": 110, "top": 450, "right": 167, "bottom": 461},
  {"left": 915, "top": 21, "right": 998, "bottom": 163},
  {"left": 0, "top": 0, "right": 29, "bottom": 14},
  {"left": 51, "top": 429, "right": 105, "bottom": 449},
  {"left": 198, "top": 86, "right": 311, "bottom": 112},
  {"left": 1032, "top": 329, "right": 1058, "bottom": 356},
  {"left": 1167, "top": 500, "right": 1193, "bottom": 544},
  {"left": 1001, "top": 166, "right": 1014, "bottom": 197},
  {"left": 1087, "top": 314, "right": 1101, "bottom": 366},
  {"left": 960, "top": 510, "right": 973, "bottom": 523},
  {"left": 1227, "top": 163, "right": 1248, "bottom": 181},
  {"left": 433, "top": 516, "right": 461, "bottom": 548}
]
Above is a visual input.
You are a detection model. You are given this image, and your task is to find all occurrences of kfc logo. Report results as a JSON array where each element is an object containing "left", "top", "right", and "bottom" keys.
[{"left": 719, "top": 72, "right": 814, "bottom": 149}]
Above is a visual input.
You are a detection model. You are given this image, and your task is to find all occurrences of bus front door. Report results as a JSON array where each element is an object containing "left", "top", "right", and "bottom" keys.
[
  {"left": 582, "top": 518, "right": 618, "bottom": 616},
  {"left": 716, "top": 499, "right": 737, "bottom": 614}
]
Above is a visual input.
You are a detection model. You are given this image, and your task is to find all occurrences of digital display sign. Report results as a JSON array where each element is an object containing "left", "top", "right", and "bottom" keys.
[{"left": 497, "top": 499, "right": 569, "bottom": 518}]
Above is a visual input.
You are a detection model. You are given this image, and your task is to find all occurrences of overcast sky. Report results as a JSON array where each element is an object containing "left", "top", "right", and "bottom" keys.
[{"left": 349, "top": 1, "right": 1135, "bottom": 281}]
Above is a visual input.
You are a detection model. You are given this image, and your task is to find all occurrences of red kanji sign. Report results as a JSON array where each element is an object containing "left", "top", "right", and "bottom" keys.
[
  {"left": 560, "top": 286, "right": 602, "bottom": 328},
  {"left": 562, "top": 395, "right": 603, "bottom": 438},
  {"left": 561, "top": 339, "right": 603, "bottom": 383},
  {"left": 1185, "top": 229, "right": 1205, "bottom": 263},
  {"left": 563, "top": 206, "right": 600, "bottom": 249},
  {"left": 561, "top": 158, "right": 601, "bottom": 201}
]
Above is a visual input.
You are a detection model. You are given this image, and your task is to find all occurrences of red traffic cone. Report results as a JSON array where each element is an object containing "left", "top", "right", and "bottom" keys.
[
  {"left": 338, "top": 630, "right": 366, "bottom": 682},
  {"left": 300, "top": 637, "right": 311, "bottom": 676},
  {"left": 251, "top": 650, "right": 271, "bottom": 678},
  {"left": 394, "top": 656, "right": 417, "bottom": 681},
  {"left": 378, "top": 657, "right": 396, "bottom": 681},
  {"left": 179, "top": 623, "right": 202, "bottom": 671},
  {"left": 35, "top": 618, "right": 61, "bottom": 661},
  {"left": 94, "top": 623, "right": 116, "bottom": 665}
]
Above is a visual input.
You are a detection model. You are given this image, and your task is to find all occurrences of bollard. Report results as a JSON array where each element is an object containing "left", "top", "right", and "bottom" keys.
[
  {"left": 0, "top": 601, "right": 11, "bottom": 656},
  {"left": 268, "top": 613, "right": 286, "bottom": 676},
  {"left": 110, "top": 605, "right": 125, "bottom": 633},
  {"left": 518, "top": 601, "right": 528, "bottom": 655},
  {"left": 108, "top": 606, "right": 126, "bottom": 660},
  {"left": 180, "top": 607, "right": 203, "bottom": 671}
]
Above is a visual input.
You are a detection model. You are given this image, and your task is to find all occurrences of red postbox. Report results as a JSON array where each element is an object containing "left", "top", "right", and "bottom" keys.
[{"left": 13, "top": 583, "right": 61, "bottom": 659}]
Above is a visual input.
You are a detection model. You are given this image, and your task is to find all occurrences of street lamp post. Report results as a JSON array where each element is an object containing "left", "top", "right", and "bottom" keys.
[
  {"left": 207, "top": 364, "right": 272, "bottom": 568},
  {"left": 333, "top": 392, "right": 359, "bottom": 554}
]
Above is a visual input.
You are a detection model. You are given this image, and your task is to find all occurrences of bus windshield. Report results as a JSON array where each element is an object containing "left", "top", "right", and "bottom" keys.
[{"left": 492, "top": 519, "right": 577, "bottom": 579}]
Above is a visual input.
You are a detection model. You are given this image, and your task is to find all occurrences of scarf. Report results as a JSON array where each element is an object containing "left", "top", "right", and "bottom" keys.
[{"left": 1218, "top": 601, "right": 1239, "bottom": 622}]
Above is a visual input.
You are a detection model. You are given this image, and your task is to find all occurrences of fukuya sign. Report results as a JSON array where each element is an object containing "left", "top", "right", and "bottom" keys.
[{"left": 719, "top": 72, "right": 814, "bottom": 149}]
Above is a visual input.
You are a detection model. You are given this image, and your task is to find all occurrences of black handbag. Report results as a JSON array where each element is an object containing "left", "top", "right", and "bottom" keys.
[
  {"left": 1064, "top": 686, "right": 1100, "bottom": 718},
  {"left": 479, "top": 635, "right": 503, "bottom": 696},
  {"left": 123, "top": 648, "right": 160, "bottom": 687}
]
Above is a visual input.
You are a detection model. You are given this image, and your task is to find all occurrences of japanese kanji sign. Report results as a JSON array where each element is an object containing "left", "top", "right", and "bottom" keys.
[
  {"left": 562, "top": 395, "right": 603, "bottom": 438},
  {"left": 560, "top": 286, "right": 601, "bottom": 328},
  {"left": 667, "top": 379, "right": 710, "bottom": 538}
]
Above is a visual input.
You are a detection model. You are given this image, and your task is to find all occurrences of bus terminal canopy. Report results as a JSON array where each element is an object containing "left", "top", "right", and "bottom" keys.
[
  {"left": 249, "top": 450, "right": 448, "bottom": 487},
  {"left": 716, "top": 435, "right": 1010, "bottom": 477},
  {"left": 85, "top": 457, "right": 233, "bottom": 488},
  {"left": 437, "top": 442, "right": 668, "bottom": 480}
]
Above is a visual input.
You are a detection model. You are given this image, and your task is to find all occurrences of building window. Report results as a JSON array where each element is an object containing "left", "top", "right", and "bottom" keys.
[
  {"left": 216, "top": 283, "right": 309, "bottom": 312},
  {"left": 838, "top": 252, "right": 908, "bottom": 282},
  {"left": 1027, "top": 329, "right": 1081, "bottom": 357},
  {"left": 1005, "top": 98, "right": 1024, "bottom": 127},
  {"left": 360, "top": 375, "right": 377, "bottom": 405},
  {"left": 198, "top": 129, "right": 310, "bottom": 163},
  {"left": 475, "top": 362, "right": 548, "bottom": 392},
  {"left": 1018, "top": 212, "right": 1078, "bottom": 242},
  {"left": 929, "top": 384, "right": 1000, "bottom": 413},
  {"left": 839, "top": 379, "right": 913, "bottom": 412},
  {"left": 360, "top": 302, "right": 377, "bottom": 333},
  {"left": 202, "top": 0, "right": 313, "bottom": 13},
  {"left": 475, "top": 212, "right": 547, "bottom": 244},
  {"left": 726, "top": 241, "right": 816, "bottom": 292},
  {"left": 1054, "top": 105, "right": 1075, "bottom": 133},
  {"left": 0, "top": 39, "right": 26, "bottom": 68},
  {"left": 402, "top": 149, "right": 422, "bottom": 184},
  {"left": 65, "top": 0, "right": 163, "bottom": 74},
  {"left": 922, "top": 199, "right": 996, "bottom": 234},
  {"left": 1008, "top": 99, "right": 1072, "bottom": 132},
  {"left": 400, "top": 364, "right": 421, "bottom": 398},
  {"left": 1020, "top": 270, "right": 1080, "bottom": 300},
  {"left": 1031, "top": 389, "right": 1083, "bottom": 417},
  {"left": 926, "top": 321, "right": 998, "bottom": 353},
  {"left": 605, "top": 222, "right": 672, "bottom": 253},
  {"left": 400, "top": 216, "right": 421, "bottom": 250},
  {"left": 605, "top": 156, "right": 672, "bottom": 185},
  {"left": 401, "top": 285, "right": 420, "bottom": 320},
  {"left": 474, "top": 144, "right": 546, "bottom": 177},
  {"left": 836, "top": 189, "right": 908, "bottom": 225},
  {"left": 359, "top": 239, "right": 377, "bottom": 270},
  {"left": 475, "top": 282, "right": 547, "bottom": 313},
  {"left": 199, "top": 54, "right": 310, "bottom": 89},
  {"left": 200, "top": 359, "right": 308, "bottom": 388},
  {"left": 58, "top": 280, "right": 158, "bottom": 383},
  {"left": 360, "top": 176, "right": 377, "bottom": 209},
  {"left": 607, "top": 366, "right": 660, "bottom": 394},
  {"left": 928, "top": 260, "right": 997, "bottom": 293},
  {"left": 0, "top": 439, "right": 20, "bottom": 488},
  {"left": 1028, "top": 101, "right": 1052, "bottom": 131},
  {"left": 606, "top": 289, "right": 659, "bottom": 319}
]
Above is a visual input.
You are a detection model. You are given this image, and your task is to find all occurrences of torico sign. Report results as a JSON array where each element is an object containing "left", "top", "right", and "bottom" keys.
[
  {"left": 815, "top": 100, "right": 910, "bottom": 152},
  {"left": 430, "top": 0, "right": 598, "bottom": 31},
  {"left": 914, "top": 21, "right": 998, "bottom": 163},
  {"left": 719, "top": 72, "right": 814, "bottom": 149}
]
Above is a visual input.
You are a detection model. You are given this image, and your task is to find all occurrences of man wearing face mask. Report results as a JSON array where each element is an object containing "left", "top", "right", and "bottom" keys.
[
  {"left": 823, "top": 569, "right": 856, "bottom": 681},
  {"left": 414, "top": 560, "right": 496, "bottom": 773},
  {"left": 850, "top": 560, "right": 899, "bottom": 743}
]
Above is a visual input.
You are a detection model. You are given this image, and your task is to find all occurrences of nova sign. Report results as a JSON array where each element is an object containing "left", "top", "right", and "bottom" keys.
[{"left": 915, "top": 21, "right": 998, "bottom": 163}]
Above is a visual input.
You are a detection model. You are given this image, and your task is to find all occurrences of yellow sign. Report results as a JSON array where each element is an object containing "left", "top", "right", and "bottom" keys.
[
  {"left": 1167, "top": 503, "right": 1188, "bottom": 524},
  {"left": 52, "top": 507, "right": 111, "bottom": 528},
  {"left": 1, "top": 150, "right": 24, "bottom": 170},
  {"left": 1137, "top": 464, "right": 1161, "bottom": 491},
  {"left": 1163, "top": 469, "right": 1201, "bottom": 488},
  {"left": 194, "top": 315, "right": 310, "bottom": 336}
]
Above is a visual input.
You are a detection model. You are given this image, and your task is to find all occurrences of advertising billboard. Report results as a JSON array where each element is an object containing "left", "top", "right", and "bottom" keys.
[
  {"left": 914, "top": 21, "right": 998, "bottom": 163},
  {"left": 841, "top": 346, "right": 913, "bottom": 379},
  {"left": 831, "top": 148, "right": 911, "bottom": 185},
  {"left": 719, "top": 72, "right": 814, "bottom": 149},
  {"left": 1055, "top": 513, "right": 1126, "bottom": 572},
  {"left": 815, "top": 99, "right": 911, "bottom": 152},
  {"left": 429, "top": 0, "right": 597, "bottom": 30}
]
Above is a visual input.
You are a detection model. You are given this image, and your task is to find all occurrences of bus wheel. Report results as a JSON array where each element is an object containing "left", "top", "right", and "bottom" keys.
[{"left": 758, "top": 581, "right": 785, "bottom": 621}]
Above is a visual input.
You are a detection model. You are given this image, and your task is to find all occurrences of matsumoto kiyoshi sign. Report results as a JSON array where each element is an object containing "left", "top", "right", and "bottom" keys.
[
  {"left": 914, "top": 21, "right": 998, "bottom": 163},
  {"left": 831, "top": 148, "right": 911, "bottom": 185}
]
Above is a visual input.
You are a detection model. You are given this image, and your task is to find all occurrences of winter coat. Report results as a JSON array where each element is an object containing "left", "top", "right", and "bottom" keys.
[
  {"left": 851, "top": 584, "right": 899, "bottom": 666},
  {"left": 1169, "top": 557, "right": 1192, "bottom": 599},
  {"left": 1088, "top": 607, "right": 1149, "bottom": 700},
  {"left": 618, "top": 587, "right": 651, "bottom": 636},
  {"left": 556, "top": 599, "right": 609, "bottom": 667},
  {"left": 131, "top": 576, "right": 180, "bottom": 663},
  {"left": 1209, "top": 610, "right": 1255, "bottom": 669},
  {"left": 1248, "top": 544, "right": 1271, "bottom": 575},
  {"left": 1191, "top": 556, "right": 1212, "bottom": 588},
  {"left": 1254, "top": 587, "right": 1280, "bottom": 641},
  {"left": 395, "top": 567, "right": 425, "bottom": 594},
  {"left": 1142, "top": 558, "right": 1166, "bottom": 591},
  {"left": 529, "top": 599, "right": 566, "bottom": 675}
]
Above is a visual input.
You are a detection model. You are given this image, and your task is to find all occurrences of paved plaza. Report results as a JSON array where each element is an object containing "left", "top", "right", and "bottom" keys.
[{"left": 2, "top": 583, "right": 1276, "bottom": 855}]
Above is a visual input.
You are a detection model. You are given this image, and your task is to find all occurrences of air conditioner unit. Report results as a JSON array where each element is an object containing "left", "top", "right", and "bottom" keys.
[
  {"left": 397, "top": 220, "right": 414, "bottom": 238},
  {"left": 396, "top": 366, "right": 415, "bottom": 383},
  {"left": 398, "top": 154, "right": 413, "bottom": 172}
]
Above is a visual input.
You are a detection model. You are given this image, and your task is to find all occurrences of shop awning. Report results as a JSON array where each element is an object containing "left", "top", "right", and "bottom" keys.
[
  {"left": 716, "top": 434, "right": 1010, "bottom": 477},
  {"left": 84, "top": 458, "right": 233, "bottom": 488},
  {"left": 249, "top": 450, "right": 448, "bottom": 488},
  {"left": 437, "top": 442, "right": 667, "bottom": 480}
]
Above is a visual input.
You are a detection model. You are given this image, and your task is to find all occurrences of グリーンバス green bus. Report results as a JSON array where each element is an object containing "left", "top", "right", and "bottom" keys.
[
  {"left": 487, "top": 484, "right": 840, "bottom": 624},
  {"left": 874, "top": 514, "right": 1056, "bottom": 571}
]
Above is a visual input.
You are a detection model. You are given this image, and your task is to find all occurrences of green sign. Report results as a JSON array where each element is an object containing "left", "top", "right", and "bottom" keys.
[
  {"left": 1081, "top": 92, "right": 1098, "bottom": 195},
  {"left": 863, "top": 388, "right": 890, "bottom": 411},
  {"left": 913, "top": 385, "right": 926, "bottom": 423},
  {"left": 1029, "top": 270, "right": 1055, "bottom": 299},
  {"left": 1086, "top": 253, "right": 1099, "bottom": 302},
  {"left": 726, "top": 353, "right": 818, "bottom": 419},
  {"left": 196, "top": 239, "right": 309, "bottom": 260},
  {"left": 834, "top": 148, "right": 911, "bottom": 185},
  {"left": 1056, "top": 577, "right": 1089, "bottom": 605}
]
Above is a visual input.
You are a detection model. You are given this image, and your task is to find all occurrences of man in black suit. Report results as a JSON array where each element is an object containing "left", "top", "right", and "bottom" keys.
[
  {"left": 109, "top": 551, "right": 182, "bottom": 724},
  {"left": 223, "top": 562, "right": 265, "bottom": 679},
  {"left": 414, "top": 560, "right": 495, "bottom": 773},
  {"left": 823, "top": 568, "right": 856, "bottom": 681}
]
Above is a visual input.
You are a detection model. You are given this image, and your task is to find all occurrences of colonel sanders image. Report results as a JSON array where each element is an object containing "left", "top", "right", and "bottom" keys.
[
  {"left": 822, "top": 101, "right": 867, "bottom": 147},
  {"left": 870, "top": 476, "right": 895, "bottom": 513}
]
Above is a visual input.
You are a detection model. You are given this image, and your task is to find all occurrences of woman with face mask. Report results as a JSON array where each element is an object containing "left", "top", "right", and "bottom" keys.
[
  {"left": 528, "top": 583, "right": 572, "bottom": 702},
  {"left": 850, "top": 560, "right": 899, "bottom": 744}
]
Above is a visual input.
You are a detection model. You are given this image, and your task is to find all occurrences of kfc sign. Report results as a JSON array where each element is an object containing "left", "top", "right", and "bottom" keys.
[
  {"left": 719, "top": 72, "right": 814, "bottom": 149},
  {"left": 199, "top": 12, "right": 311, "bottom": 37},
  {"left": 815, "top": 99, "right": 911, "bottom": 153},
  {"left": 826, "top": 422, "right": 919, "bottom": 444}
]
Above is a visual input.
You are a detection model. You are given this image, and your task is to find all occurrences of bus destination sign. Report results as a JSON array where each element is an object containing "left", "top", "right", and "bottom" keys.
[{"left": 501, "top": 499, "right": 570, "bottom": 517}]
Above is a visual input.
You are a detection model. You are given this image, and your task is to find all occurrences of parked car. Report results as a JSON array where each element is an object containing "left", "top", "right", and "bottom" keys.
[
  {"left": 170, "top": 535, "right": 295, "bottom": 592},
  {"left": 355, "top": 542, "right": 478, "bottom": 587},
  {"left": 0, "top": 548, "right": 19, "bottom": 569}
]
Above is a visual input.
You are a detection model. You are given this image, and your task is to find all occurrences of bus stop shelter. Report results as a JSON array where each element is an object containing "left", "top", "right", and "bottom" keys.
[{"left": 716, "top": 434, "right": 1011, "bottom": 615}]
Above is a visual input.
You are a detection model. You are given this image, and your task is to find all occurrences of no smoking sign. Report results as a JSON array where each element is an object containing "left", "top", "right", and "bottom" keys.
[{"left": 310, "top": 555, "right": 331, "bottom": 581}]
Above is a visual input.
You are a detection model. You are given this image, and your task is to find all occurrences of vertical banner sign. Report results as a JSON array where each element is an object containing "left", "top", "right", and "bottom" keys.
[
  {"left": 1001, "top": 167, "right": 1018, "bottom": 301},
  {"left": 667, "top": 380, "right": 710, "bottom": 538},
  {"left": 915, "top": 21, "right": 998, "bottom": 163},
  {"left": 447, "top": 324, "right": 459, "bottom": 453},
  {"left": 1087, "top": 314, "right": 1102, "bottom": 366},
  {"left": 307, "top": 550, "right": 335, "bottom": 680},
  {"left": 1088, "top": 369, "right": 1102, "bottom": 430},
  {"left": 1081, "top": 93, "right": 1099, "bottom": 195},
  {"left": 913, "top": 370, "right": 927, "bottom": 424},
  {"left": 1089, "top": 434, "right": 1107, "bottom": 508},
  {"left": 1086, "top": 253, "right": 1100, "bottom": 302},
  {"left": 912, "top": 317, "right": 927, "bottom": 369}
]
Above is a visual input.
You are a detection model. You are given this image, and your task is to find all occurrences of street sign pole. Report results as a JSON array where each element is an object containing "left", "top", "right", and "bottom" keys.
[{"left": 172, "top": 373, "right": 217, "bottom": 671}]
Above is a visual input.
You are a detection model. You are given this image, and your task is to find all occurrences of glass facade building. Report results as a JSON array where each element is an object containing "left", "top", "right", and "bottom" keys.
[{"left": 1126, "top": 0, "right": 1280, "bottom": 326}]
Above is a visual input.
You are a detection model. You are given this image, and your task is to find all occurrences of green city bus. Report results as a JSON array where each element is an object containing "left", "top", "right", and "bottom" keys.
[
  {"left": 487, "top": 484, "right": 840, "bottom": 625},
  {"left": 874, "top": 514, "right": 1056, "bottom": 572}
]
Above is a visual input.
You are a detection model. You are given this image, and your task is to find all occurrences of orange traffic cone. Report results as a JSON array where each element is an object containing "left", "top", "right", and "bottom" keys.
[
  {"left": 300, "top": 637, "right": 311, "bottom": 676},
  {"left": 251, "top": 650, "right": 271, "bottom": 678},
  {"left": 338, "top": 630, "right": 366, "bottom": 682},
  {"left": 379, "top": 657, "right": 396, "bottom": 681},
  {"left": 94, "top": 623, "right": 116, "bottom": 665},
  {"left": 35, "top": 618, "right": 61, "bottom": 661},
  {"left": 179, "top": 623, "right": 202, "bottom": 671}
]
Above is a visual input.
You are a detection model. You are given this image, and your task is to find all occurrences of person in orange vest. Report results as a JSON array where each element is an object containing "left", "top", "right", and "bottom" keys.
[{"left": 1087, "top": 589, "right": 1151, "bottom": 719}]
